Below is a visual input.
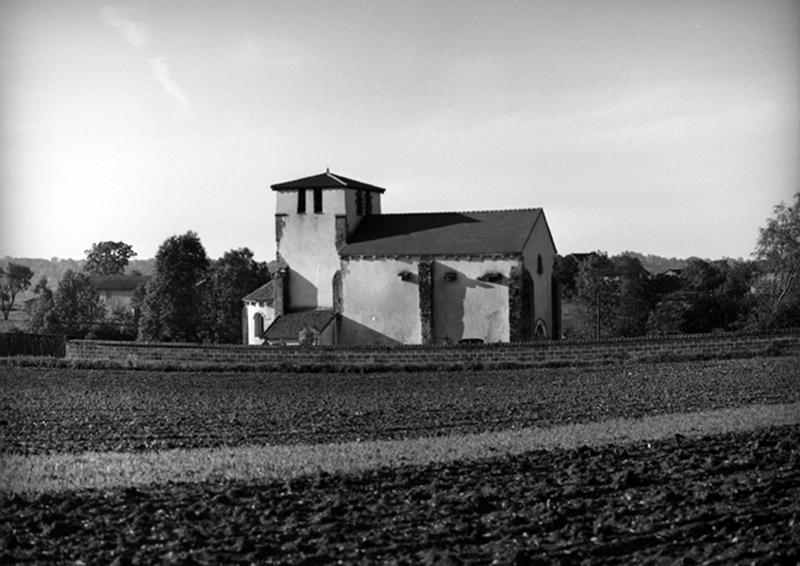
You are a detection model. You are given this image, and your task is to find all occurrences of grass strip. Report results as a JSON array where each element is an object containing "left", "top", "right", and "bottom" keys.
[{"left": 2, "top": 402, "right": 798, "bottom": 494}]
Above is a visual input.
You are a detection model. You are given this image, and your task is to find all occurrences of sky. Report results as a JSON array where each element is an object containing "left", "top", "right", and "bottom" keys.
[{"left": 1, "top": 0, "right": 798, "bottom": 262}]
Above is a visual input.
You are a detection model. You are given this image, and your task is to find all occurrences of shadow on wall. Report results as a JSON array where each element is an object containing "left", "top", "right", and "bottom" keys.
[
  {"left": 433, "top": 265, "right": 495, "bottom": 343},
  {"left": 338, "top": 316, "right": 403, "bottom": 346},
  {"left": 289, "top": 269, "right": 318, "bottom": 309}
]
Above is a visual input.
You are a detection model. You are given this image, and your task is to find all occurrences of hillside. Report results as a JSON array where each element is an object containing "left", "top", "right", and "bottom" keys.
[{"left": 0, "top": 257, "right": 156, "bottom": 304}]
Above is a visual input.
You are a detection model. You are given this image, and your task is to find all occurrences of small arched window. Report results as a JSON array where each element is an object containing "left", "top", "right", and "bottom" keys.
[
  {"left": 537, "top": 254, "right": 543, "bottom": 275},
  {"left": 253, "top": 313, "right": 265, "bottom": 337}
]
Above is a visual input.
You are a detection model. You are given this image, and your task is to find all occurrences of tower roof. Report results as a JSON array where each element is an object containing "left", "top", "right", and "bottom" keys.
[{"left": 271, "top": 170, "right": 386, "bottom": 193}]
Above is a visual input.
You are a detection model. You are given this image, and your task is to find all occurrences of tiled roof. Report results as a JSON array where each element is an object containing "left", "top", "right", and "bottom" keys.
[
  {"left": 90, "top": 275, "right": 149, "bottom": 292},
  {"left": 243, "top": 281, "right": 273, "bottom": 303},
  {"left": 264, "top": 310, "right": 336, "bottom": 341},
  {"left": 271, "top": 170, "right": 386, "bottom": 193},
  {"left": 340, "top": 209, "right": 548, "bottom": 257}
]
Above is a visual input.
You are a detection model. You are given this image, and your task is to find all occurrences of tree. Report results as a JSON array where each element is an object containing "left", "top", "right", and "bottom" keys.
[
  {"left": 678, "top": 258, "right": 725, "bottom": 333},
  {"left": 553, "top": 255, "right": 581, "bottom": 299},
  {"left": 28, "top": 277, "right": 56, "bottom": 334},
  {"left": 646, "top": 300, "right": 688, "bottom": 335},
  {"left": 45, "top": 270, "right": 105, "bottom": 337},
  {"left": 139, "top": 231, "right": 209, "bottom": 342},
  {"left": 200, "top": 248, "right": 270, "bottom": 343},
  {"left": 714, "top": 260, "right": 757, "bottom": 330},
  {"left": 610, "top": 255, "right": 650, "bottom": 337},
  {"left": 749, "top": 193, "right": 800, "bottom": 329},
  {"left": 646, "top": 258, "right": 756, "bottom": 334},
  {"left": 567, "top": 253, "right": 653, "bottom": 338},
  {"left": 573, "top": 253, "right": 618, "bottom": 339},
  {"left": 84, "top": 241, "right": 137, "bottom": 276},
  {"left": 0, "top": 263, "right": 34, "bottom": 320}
]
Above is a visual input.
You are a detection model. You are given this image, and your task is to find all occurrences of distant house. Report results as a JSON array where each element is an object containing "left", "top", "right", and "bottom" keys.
[
  {"left": 659, "top": 268, "right": 683, "bottom": 278},
  {"left": 244, "top": 170, "right": 560, "bottom": 346},
  {"left": 90, "top": 275, "right": 149, "bottom": 311}
]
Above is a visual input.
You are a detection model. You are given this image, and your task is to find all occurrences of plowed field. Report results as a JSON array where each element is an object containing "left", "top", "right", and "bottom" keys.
[
  {"left": 2, "top": 357, "right": 798, "bottom": 455},
  {"left": 1, "top": 356, "right": 799, "bottom": 564}
]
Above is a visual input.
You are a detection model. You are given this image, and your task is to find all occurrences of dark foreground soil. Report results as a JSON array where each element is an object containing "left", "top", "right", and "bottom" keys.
[
  {"left": 2, "top": 425, "right": 799, "bottom": 565},
  {"left": 2, "top": 356, "right": 798, "bottom": 455}
]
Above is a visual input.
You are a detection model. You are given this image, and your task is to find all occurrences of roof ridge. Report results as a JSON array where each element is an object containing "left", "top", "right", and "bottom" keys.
[
  {"left": 325, "top": 170, "right": 348, "bottom": 186},
  {"left": 373, "top": 207, "right": 542, "bottom": 216}
]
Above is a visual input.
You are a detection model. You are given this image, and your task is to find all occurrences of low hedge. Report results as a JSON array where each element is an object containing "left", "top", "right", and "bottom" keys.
[{"left": 0, "top": 332, "right": 66, "bottom": 358}]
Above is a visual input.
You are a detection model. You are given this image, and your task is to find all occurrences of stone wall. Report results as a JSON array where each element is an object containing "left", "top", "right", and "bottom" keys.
[
  {"left": 64, "top": 330, "right": 800, "bottom": 371},
  {"left": 418, "top": 261, "right": 433, "bottom": 345}
]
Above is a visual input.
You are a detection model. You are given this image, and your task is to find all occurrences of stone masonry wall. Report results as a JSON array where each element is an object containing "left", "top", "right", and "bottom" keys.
[
  {"left": 64, "top": 330, "right": 800, "bottom": 371},
  {"left": 418, "top": 261, "right": 434, "bottom": 346}
]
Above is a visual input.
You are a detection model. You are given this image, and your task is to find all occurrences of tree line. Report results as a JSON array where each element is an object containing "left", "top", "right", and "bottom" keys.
[
  {"left": 556, "top": 194, "right": 799, "bottom": 338},
  {"left": 3, "top": 234, "right": 269, "bottom": 343}
]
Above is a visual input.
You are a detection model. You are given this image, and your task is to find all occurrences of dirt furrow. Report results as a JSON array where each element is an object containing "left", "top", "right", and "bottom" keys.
[{"left": 2, "top": 424, "right": 798, "bottom": 564}]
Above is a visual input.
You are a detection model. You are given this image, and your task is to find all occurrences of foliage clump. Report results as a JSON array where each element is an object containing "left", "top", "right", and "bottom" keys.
[
  {"left": 749, "top": 193, "right": 800, "bottom": 329},
  {"left": 1, "top": 263, "right": 33, "bottom": 321},
  {"left": 84, "top": 241, "right": 137, "bottom": 276},
  {"left": 199, "top": 248, "right": 270, "bottom": 344},
  {"left": 138, "top": 232, "right": 209, "bottom": 342},
  {"left": 27, "top": 271, "right": 103, "bottom": 338}
]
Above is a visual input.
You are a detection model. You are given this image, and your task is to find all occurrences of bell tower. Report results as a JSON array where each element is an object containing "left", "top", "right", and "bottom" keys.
[{"left": 271, "top": 170, "right": 385, "bottom": 310}]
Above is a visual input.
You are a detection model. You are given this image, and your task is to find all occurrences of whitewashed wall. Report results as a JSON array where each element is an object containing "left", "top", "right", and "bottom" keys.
[
  {"left": 432, "top": 258, "right": 516, "bottom": 343},
  {"left": 243, "top": 301, "right": 275, "bottom": 345},
  {"left": 339, "top": 258, "right": 422, "bottom": 345}
]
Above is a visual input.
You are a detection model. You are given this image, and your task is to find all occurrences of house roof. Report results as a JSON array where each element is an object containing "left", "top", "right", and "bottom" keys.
[
  {"left": 264, "top": 310, "right": 336, "bottom": 341},
  {"left": 271, "top": 170, "right": 386, "bottom": 193},
  {"left": 340, "top": 209, "right": 550, "bottom": 257},
  {"left": 90, "top": 275, "right": 149, "bottom": 292},
  {"left": 243, "top": 280, "right": 274, "bottom": 303}
]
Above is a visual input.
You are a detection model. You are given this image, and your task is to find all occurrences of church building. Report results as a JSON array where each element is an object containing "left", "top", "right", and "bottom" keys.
[{"left": 243, "top": 170, "right": 559, "bottom": 346}]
